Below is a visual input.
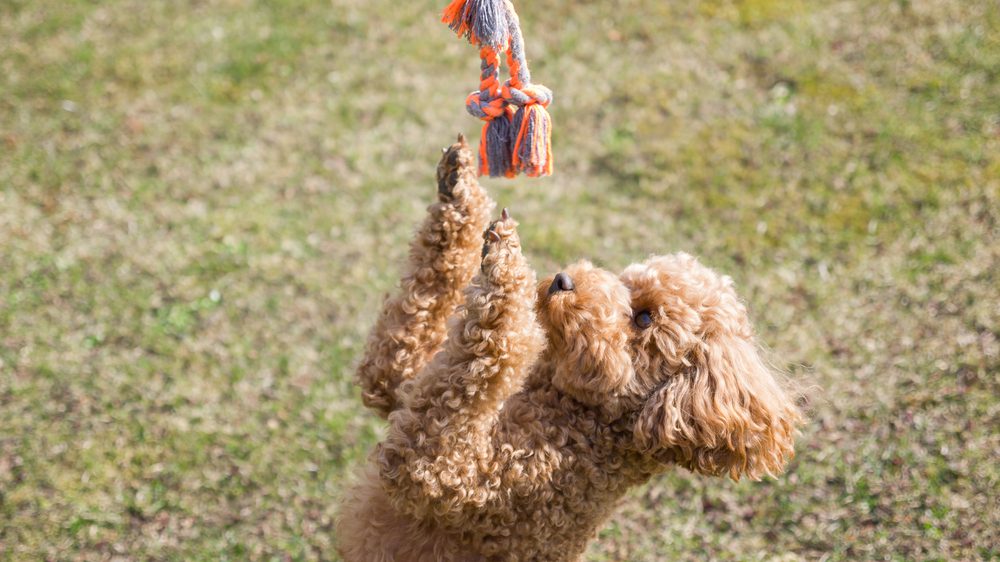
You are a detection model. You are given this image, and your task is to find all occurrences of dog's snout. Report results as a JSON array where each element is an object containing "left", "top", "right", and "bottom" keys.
[{"left": 548, "top": 272, "right": 575, "bottom": 295}]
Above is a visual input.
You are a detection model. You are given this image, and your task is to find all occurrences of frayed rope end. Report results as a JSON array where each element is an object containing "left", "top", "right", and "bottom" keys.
[
  {"left": 479, "top": 107, "right": 516, "bottom": 178},
  {"left": 511, "top": 103, "right": 553, "bottom": 178},
  {"left": 441, "top": 0, "right": 510, "bottom": 49}
]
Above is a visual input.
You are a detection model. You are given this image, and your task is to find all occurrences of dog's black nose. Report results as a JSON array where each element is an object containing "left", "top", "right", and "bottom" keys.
[{"left": 548, "top": 272, "right": 575, "bottom": 295}]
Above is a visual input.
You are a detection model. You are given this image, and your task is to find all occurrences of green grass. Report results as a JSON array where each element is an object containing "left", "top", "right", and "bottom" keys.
[{"left": 2, "top": 0, "right": 998, "bottom": 559}]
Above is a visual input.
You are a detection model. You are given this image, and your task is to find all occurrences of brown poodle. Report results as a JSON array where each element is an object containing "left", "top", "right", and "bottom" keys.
[{"left": 336, "top": 136, "right": 803, "bottom": 561}]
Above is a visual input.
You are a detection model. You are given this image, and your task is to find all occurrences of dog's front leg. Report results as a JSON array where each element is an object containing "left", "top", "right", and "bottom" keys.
[
  {"left": 356, "top": 135, "right": 494, "bottom": 418},
  {"left": 377, "top": 209, "right": 543, "bottom": 526}
]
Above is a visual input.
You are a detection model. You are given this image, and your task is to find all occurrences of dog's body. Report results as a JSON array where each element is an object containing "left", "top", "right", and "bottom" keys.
[
  {"left": 336, "top": 137, "right": 802, "bottom": 561},
  {"left": 338, "top": 383, "right": 654, "bottom": 561}
]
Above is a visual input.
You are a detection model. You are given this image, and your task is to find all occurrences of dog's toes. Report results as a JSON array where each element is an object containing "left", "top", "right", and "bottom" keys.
[
  {"left": 437, "top": 134, "right": 474, "bottom": 198},
  {"left": 481, "top": 210, "right": 521, "bottom": 275}
]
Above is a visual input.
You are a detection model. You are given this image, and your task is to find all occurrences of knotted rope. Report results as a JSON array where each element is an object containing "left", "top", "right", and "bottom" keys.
[{"left": 442, "top": 0, "right": 553, "bottom": 178}]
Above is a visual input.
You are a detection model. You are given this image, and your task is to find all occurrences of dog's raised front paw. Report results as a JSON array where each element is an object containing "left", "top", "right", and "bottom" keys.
[
  {"left": 437, "top": 133, "right": 475, "bottom": 199},
  {"left": 480, "top": 208, "right": 523, "bottom": 277}
]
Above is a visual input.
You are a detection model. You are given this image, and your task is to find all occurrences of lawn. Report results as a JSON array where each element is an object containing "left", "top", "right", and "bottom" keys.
[{"left": 1, "top": 0, "right": 997, "bottom": 560}]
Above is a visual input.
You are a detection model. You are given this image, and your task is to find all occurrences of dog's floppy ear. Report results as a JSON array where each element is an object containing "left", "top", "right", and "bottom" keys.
[{"left": 632, "top": 334, "right": 801, "bottom": 480}]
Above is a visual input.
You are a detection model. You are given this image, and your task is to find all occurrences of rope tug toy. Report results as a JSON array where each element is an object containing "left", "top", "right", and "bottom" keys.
[{"left": 441, "top": 0, "right": 554, "bottom": 178}]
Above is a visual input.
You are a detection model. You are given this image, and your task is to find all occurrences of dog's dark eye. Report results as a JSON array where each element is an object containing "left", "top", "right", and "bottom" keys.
[{"left": 634, "top": 310, "right": 653, "bottom": 329}]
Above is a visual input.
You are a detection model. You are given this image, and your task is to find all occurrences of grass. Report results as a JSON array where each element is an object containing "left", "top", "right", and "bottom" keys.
[{"left": 1, "top": 0, "right": 997, "bottom": 559}]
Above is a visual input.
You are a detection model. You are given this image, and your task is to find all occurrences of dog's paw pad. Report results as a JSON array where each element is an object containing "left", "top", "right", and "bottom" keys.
[{"left": 437, "top": 133, "right": 474, "bottom": 198}]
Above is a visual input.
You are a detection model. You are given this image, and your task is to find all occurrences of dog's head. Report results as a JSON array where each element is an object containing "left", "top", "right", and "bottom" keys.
[{"left": 537, "top": 253, "right": 802, "bottom": 480}]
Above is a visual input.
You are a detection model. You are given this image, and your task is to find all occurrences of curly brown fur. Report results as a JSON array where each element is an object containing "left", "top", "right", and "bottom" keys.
[
  {"left": 337, "top": 139, "right": 804, "bottom": 561},
  {"left": 355, "top": 135, "right": 493, "bottom": 417}
]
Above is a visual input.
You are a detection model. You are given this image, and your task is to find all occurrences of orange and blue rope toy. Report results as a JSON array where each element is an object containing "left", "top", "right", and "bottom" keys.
[{"left": 441, "top": 0, "right": 554, "bottom": 178}]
